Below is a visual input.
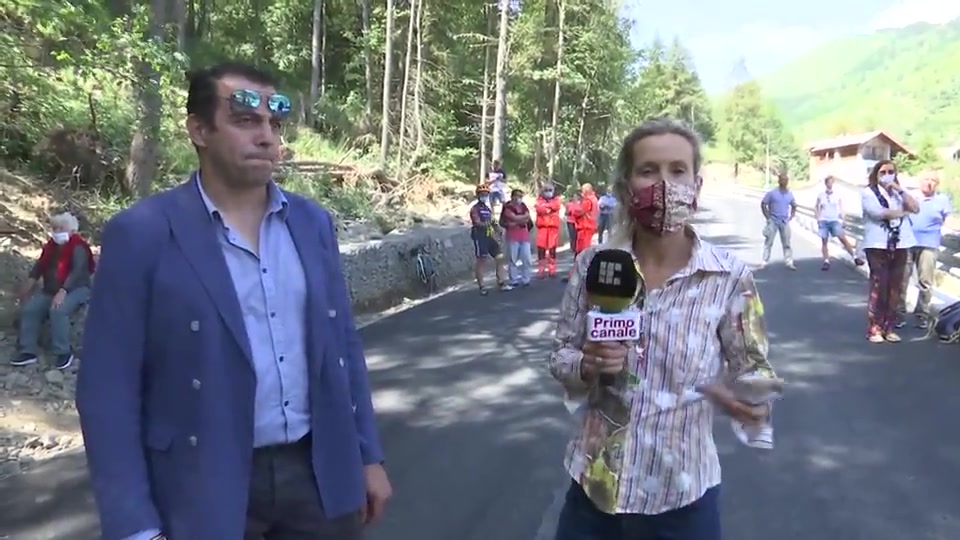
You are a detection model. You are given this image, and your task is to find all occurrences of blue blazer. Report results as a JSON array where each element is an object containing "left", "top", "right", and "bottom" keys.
[{"left": 76, "top": 180, "right": 384, "bottom": 539}]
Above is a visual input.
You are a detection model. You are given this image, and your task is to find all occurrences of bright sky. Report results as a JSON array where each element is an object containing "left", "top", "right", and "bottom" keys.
[{"left": 621, "top": 0, "right": 960, "bottom": 92}]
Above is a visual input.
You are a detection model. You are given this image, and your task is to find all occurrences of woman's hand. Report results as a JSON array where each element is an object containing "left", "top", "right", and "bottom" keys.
[
  {"left": 580, "top": 341, "right": 629, "bottom": 380},
  {"left": 882, "top": 208, "right": 905, "bottom": 220},
  {"left": 696, "top": 382, "right": 769, "bottom": 425}
]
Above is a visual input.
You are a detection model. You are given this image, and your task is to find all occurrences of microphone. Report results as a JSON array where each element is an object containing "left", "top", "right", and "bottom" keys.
[{"left": 584, "top": 249, "right": 645, "bottom": 386}]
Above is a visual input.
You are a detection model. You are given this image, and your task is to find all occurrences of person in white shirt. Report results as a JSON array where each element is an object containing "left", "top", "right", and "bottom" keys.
[
  {"left": 860, "top": 160, "right": 919, "bottom": 343},
  {"left": 487, "top": 159, "right": 507, "bottom": 208},
  {"left": 814, "top": 175, "right": 864, "bottom": 270},
  {"left": 898, "top": 169, "right": 952, "bottom": 328}
]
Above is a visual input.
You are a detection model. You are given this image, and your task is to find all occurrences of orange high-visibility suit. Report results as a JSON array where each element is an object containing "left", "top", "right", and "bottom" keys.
[
  {"left": 576, "top": 192, "right": 598, "bottom": 254},
  {"left": 535, "top": 194, "right": 562, "bottom": 277}
]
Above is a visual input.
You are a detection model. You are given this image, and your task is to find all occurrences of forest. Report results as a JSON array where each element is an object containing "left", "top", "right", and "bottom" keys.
[{"left": 1, "top": 0, "right": 803, "bottom": 221}]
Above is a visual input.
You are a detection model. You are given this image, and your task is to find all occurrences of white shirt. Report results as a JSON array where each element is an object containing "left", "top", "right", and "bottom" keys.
[
  {"left": 860, "top": 186, "right": 917, "bottom": 250},
  {"left": 815, "top": 190, "right": 842, "bottom": 222}
]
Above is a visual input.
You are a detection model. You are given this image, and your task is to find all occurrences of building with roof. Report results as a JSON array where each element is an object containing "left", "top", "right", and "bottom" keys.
[{"left": 806, "top": 130, "right": 914, "bottom": 184}]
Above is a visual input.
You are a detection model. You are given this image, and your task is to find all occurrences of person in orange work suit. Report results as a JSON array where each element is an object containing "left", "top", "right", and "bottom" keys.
[
  {"left": 535, "top": 182, "right": 562, "bottom": 278},
  {"left": 576, "top": 183, "right": 598, "bottom": 254}
]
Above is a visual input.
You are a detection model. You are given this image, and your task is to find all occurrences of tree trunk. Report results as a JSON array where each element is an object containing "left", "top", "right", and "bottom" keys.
[
  {"left": 478, "top": 2, "right": 494, "bottom": 182},
  {"left": 308, "top": 0, "right": 323, "bottom": 125},
  {"left": 396, "top": 0, "right": 417, "bottom": 170},
  {"left": 172, "top": 0, "right": 187, "bottom": 52},
  {"left": 378, "top": 0, "right": 396, "bottom": 166},
  {"left": 125, "top": 0, "right": 167, "bottom": 198},
  {"left": 320, "top": 0, "right": 327, "bottom": 99},
  {"left": 547, "top": 0, "right": 565, "bottom": 178},
  {"left": 572, "top": 84, "right": 590, "bottom": 181},
  {"left": 490, "top": 0, "right": 510, "bottom": 164},
  {"left": 412, "top": 0, "right": 426, "bottom": 152},
  {"left": 359, "top": 0, "right": 375, "bottom": 131}
]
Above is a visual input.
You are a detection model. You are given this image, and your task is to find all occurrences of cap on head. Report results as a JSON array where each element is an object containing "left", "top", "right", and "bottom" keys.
[{"left": 476, "top": 184, "right": 491, "bottom": 195}]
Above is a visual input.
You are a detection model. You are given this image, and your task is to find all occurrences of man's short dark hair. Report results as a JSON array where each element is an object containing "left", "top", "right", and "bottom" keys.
[{"left": 186, "top": 62, "right": 279, "bottom": 126}]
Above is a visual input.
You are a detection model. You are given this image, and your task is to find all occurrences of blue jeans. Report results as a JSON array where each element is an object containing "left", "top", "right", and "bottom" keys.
[
  {"left": 508, "top": 240, "right": 532, "bottom": 285},
  {"left": 555, "top": 481, "right": 721, "bottom": 540},
  {"left": 817, "top": 220, "right": 843, "bottom": 239},
  {"left": 18, "top": 287, "right": 90, "bottom": 355},
  {"left": 598, "top": 214, "right": 612, "bottom": 243}
]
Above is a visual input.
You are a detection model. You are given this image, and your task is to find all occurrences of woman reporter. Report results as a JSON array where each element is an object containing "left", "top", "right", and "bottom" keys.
[{"left": 548, "top": 117, "right": 779, "bottom": 539}]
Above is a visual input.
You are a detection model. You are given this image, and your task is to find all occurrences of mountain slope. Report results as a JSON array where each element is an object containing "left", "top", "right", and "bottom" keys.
[{"left": 760, "top": 18, "right": 960, "bottom": 146}]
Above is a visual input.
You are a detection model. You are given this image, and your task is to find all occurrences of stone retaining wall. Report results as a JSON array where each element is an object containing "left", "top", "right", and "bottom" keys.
[
  {"left": 17, "top": 218, "right": 577, "bottom": 350},
  {"left": 339, "top": 224, "right": 475, "bottom": 313},
  {"left": 7, "top": 224, "right": 477, "bottom": 351}
]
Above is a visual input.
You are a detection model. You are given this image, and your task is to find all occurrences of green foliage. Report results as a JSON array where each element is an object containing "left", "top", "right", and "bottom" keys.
[
  {"left": 761, "top": 18, "right": 960, "bottom": 147},
  {"left": 718, "top": 81, "right": 806, "bottom": 180},
  {"left": 1, "top": 0, "right": 719, "bottom": 217}
]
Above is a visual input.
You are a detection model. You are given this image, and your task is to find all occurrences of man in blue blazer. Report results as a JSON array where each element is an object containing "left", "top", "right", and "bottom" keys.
[{"left": 76, "top": 62, "right": 391, "bottom": 540}]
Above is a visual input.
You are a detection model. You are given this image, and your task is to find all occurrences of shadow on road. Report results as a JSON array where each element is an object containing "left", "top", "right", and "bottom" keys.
[{"left": 720, "top": 256, "right": 960, "bottom": 540}]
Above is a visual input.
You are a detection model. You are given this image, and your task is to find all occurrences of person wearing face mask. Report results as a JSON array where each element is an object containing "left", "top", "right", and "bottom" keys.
[
  {"left": 549, "top": 117, "right": 779, "bottom": 540},
  {"left": 860, "top": 160, "right": 919, "bottom": 343},
  {"left": 471, "top": 184, "right": 512, "bottom": 295},
  {"left": 500, "top": 188, "right": 534, "bottom": 287},
  {"left": 534, "top": 182, "right": 562, "bottom": 278},
  {"left": 11, "top": 212, "right": 95, "bottom": 370}
]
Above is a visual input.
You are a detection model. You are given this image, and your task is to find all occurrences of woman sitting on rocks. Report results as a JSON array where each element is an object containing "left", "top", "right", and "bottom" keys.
[{"left": 11, "top": 211, "right": 95, "bottom": 370}]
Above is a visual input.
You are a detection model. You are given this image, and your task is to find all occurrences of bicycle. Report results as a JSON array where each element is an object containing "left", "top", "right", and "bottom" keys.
[{"left": 409, "top": 245, "right": 439, "bottom": 295}]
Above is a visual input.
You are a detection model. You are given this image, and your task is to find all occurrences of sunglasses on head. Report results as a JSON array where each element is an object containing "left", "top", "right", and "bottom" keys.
[{"left": 227, "top": 89, "right": 292, "bottom": 119}]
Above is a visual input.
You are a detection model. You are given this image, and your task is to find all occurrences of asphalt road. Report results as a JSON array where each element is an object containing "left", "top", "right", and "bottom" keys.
[{"left": 2, "top": 193, "right": 960, "bottom": 540}]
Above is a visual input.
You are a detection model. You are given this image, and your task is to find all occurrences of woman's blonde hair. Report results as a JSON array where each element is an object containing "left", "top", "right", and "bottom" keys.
[{"left": 606, "top": 117, "right": 702, "bottom": 246}]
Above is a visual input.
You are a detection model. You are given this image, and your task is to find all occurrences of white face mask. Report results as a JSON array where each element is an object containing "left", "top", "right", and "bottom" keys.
[
  {"left": 51, "top": 232, "right": 70, "bottom": 245},
  {"left": 880, "top": 173, "right": 896, "bottom": 185}
]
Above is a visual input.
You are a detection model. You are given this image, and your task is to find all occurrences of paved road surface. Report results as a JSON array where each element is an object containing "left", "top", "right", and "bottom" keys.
[{"left": 2, "top": 194, "right": 960, "bottom": 540}]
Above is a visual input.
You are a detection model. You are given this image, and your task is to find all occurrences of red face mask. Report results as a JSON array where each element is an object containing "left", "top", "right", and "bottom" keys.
[{"left": 627, "top": 181, "right": 697, "bottom": 235}]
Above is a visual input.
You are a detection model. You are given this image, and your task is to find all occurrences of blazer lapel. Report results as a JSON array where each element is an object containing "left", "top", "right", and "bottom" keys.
[{"left": 167, "top": 180, "right": 253, "bottom": 364}]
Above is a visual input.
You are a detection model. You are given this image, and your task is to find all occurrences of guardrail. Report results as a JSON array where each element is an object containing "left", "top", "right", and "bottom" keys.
[{"left": 791, "top": 204, "right": 960, "bottom": 297}]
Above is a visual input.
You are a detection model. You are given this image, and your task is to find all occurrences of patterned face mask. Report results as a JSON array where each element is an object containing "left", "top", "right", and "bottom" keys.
[{"left": 627, "top": 181, "right": 697, "bottom": 235}]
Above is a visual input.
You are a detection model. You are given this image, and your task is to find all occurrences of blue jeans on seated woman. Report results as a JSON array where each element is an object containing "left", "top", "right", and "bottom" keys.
[
  {"left": 13, "top": 287, "right": 90, "bottom": 368},
  {"left": 554, "top": 480, "right": 721, "bottom": 540}
]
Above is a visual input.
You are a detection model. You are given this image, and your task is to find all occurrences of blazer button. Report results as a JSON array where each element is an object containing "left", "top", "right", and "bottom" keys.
[
  {"left": 328, "top": 309, "right": 337, "bottom": 318},
  {"left": 339, "top": 357, "right": 345, "bottom": 367},
  {"left": 352, "top": 404, "right": 358, "bottom": 413},
  {"left": 192, "top": 379, "right": 201, "bottom": 390},
  {"left": 190, "top": 320, "right": 200, "bottom": 332},
  {"left": 188, "top": 435, "right": 198, "bottom": 446}
]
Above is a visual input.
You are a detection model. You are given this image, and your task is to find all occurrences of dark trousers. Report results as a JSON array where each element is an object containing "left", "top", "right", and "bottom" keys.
[
  {"left": 245, "top": 436, "right": 364, "bottom": 540},
  {"left": 865, "top": 248, "right": 908, "bottom": 336},
  {"left": 555, "top": 481, "right": 721, "bottom": 540},
  {"left": 567, "top": 222, "right": 578, "bottom": 251},
  {"left": 597, "top": 214, "right": 612, "bottom": 243}
]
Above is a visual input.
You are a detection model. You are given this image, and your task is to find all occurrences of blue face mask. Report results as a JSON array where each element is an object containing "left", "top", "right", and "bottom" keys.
[
  {"left": 479, "top": 196, "right": 490, "bottom": 205},
  {"left": 543, "top": 190, "right": 554, "bottom": 198}
]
